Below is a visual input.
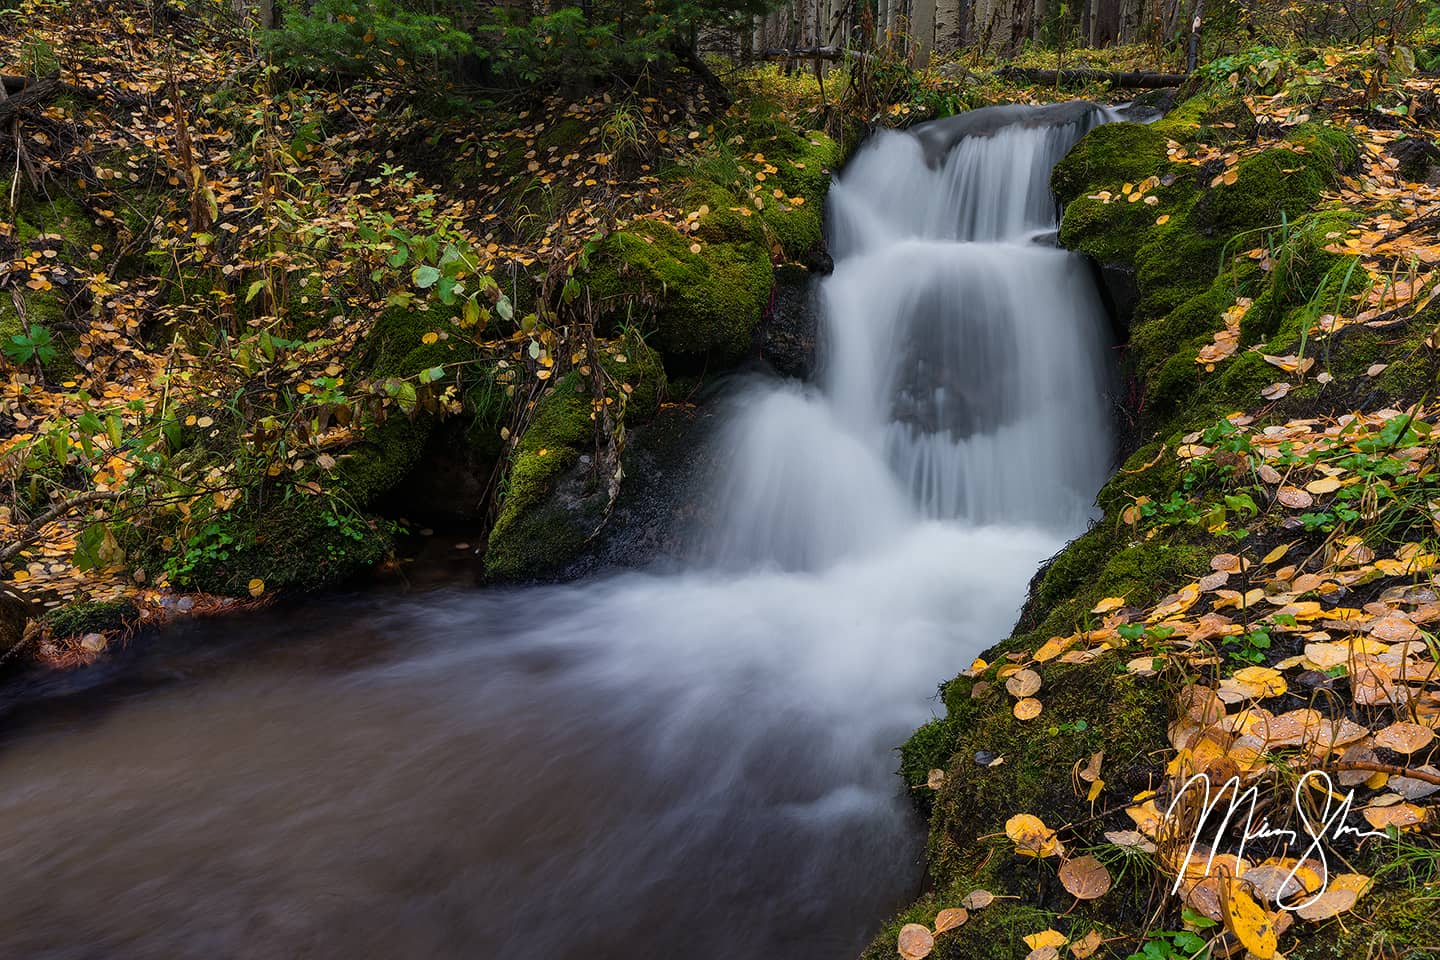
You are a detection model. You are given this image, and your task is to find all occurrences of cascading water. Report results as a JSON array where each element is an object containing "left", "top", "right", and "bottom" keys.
[
  {"left": 0, "top": 104, "right": 1117, "bottom": 960},
  {"left": 710, "top": 101, "right": 1116, "bottom": 568}
]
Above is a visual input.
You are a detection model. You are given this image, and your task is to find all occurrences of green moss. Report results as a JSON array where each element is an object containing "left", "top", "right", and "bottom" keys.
[
  {"left": 536, "top": 116, "right": 589, "bottom": 153},
  {"left": 484, "top": 371, "right": 595, "bottom": 580},
  {"left": 1050, "top": 122, "right": 1171, "bottom": 207},
  {"left": 363, "top": 305, "right": 476, "bottom": 379},
  {"left": 586, "top": 218, "right": 772, "bottom": 360},
  {"left": 169, "top": 494, "right": 393, "bottom": 596},
  {"left": 878, "top": 660, "right": 1168, "bottom": 960},
  {"left": 43, "top": 600, "right": 140, "bottom": 638}
]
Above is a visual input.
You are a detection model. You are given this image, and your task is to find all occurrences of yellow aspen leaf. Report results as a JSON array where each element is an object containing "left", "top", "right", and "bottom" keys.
[
  {"left": 1024, "top": 929, "right": 1067, "bottom": 950},
  {"left": 1006, "top": 813, "right": 1059, "bottom": 857},
  {"left": 1091, "top": 596, "right": 1126, "bottom": 614},
  {"left": 1013, "top": 697, "right": 1043, "bottom": 721},
  {"left": 1070, "top": 929, "right": 1104, "bottom": 958},
  {"left": 248, "top": 578, "right": 265, "bottom": 597},
  {"left": 1295, "top": 888, "right": 1358, "bottom": 921},
  {"left": 1225, "top": 884, "right": 1277, "bottom": 958},
  {"left": 1262, "top": 542, "right": 1292, "bottom": 564},
  {"left": 1374, "top": 722, "right": 1434, "bottom": 754}
]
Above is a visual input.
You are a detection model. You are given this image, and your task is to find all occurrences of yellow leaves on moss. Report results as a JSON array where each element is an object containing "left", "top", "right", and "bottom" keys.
[{"left": 1006, "top": 813, "right": 1062, "bottom": 858}]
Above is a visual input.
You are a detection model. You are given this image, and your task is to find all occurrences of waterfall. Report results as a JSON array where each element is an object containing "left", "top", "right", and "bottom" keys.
[
  {"left": 0, "top": 104, "right": 1123, "bottom": 960},
  {"left": 709, "top": 102, "right": 1117, "bottom": 569}
]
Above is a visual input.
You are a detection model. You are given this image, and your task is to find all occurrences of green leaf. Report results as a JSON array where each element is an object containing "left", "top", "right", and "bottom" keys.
[
  {"left": 73, "top": 523, "right": 108, "bottom": 572},
  {"left": 496, "top": 296, "right": 514, "bottom": 322},
  {"left": 412, "top": 265, "right": 441, "bottom": 289},
  {"left": 246, "top": 279, "right": 269, "bottom": 304}
]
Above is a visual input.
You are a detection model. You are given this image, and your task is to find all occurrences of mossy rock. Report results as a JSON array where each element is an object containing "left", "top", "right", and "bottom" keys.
[
  {"left": 586, "top": 218, "right": 773, "bottom": 361},
  {"left": 150, "top": 408, "right": 434, "bottom": 596},
  {"left": 484, "top": 331, "right": 666, "bottom": 580},
  {"left": 43, "top": 599, "right": 140, "bottom": 639},
  {"left": 164, "top": 493, "right": 394, "bottom": 596}
]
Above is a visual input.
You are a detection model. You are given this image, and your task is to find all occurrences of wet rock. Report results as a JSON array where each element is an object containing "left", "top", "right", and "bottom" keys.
[
  {"left": 1114, "top": 87, "right": 1177, "bottom": 124},
  {"left": 1090, "top": 259, "right": 1140, "bottom": 339},
  {"left": 0, "top": 586, "right": 30, "bottom": 655},
  {"left": 561, "top": 400, "right": 725, "bottom": 578},
  {"left": 760, "top": 264, "right": 822, "bottom": 380},
  {"left": 911, "top": 100, "right": 1108, "bottom": 167}
]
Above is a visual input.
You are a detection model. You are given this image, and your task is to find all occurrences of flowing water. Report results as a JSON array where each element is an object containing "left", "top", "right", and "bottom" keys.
[{"left": 0, "top": 104, "right": 1116, "bottom": 959}]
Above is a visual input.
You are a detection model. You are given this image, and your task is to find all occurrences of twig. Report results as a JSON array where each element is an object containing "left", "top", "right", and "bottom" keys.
[
  {"left": 1325, "top": 761, "right": 1440, "bottom": 786},
  {"left": 0, "top": 490, "right": 123, "bottom": 565}
]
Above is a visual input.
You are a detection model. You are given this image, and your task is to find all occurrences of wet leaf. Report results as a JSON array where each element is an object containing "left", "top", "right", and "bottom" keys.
[
  {"left": 897, "top": 923, "right": 934, "bottom": 960},
  {"left": 933, "top": 907, "right": 968, "bottom": 932},
  {"left": 1058, "top": 855, "right": 1112, "bottom": 900},
  {"left": 1373, "top": 722, "right": 1434, "bottom": 754},
  {"left": 1225, "top": 884, "right": 1277, "bottom": 958}
]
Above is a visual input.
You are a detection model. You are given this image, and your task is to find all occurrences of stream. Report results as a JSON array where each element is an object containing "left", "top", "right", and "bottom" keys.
[{"left": 0, "top": 103, "right": 1117, "bottom": 960}]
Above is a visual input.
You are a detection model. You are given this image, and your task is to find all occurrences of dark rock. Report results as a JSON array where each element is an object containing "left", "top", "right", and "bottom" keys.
[
  {"left": 1087, "top": 259, "right": 1140, "bottom": 339},
  {"left": 1115, "top": 87, "right": 1177, "bottom": 124},
  {"left": 560, "top": 401, "right": 724, "bottom": 577},
  {"left": 760, "top": 264, "right": 821, "bottom": 380},
  {"left": 0, "top": 586, "right": 32, "bottom": 655}
]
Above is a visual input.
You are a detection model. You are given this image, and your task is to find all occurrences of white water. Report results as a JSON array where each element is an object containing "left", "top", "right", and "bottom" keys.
[
  {"left": 0, "top": 106, "right": 1118, "bottom": 960},
  {"left": 710, "top": 109, "right": 1115, "bottom": 567}
]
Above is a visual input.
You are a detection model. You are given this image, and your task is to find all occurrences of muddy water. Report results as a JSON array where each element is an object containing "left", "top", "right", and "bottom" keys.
[{"left": 0, "top": 530, "right": 1051, "bottom": 959}]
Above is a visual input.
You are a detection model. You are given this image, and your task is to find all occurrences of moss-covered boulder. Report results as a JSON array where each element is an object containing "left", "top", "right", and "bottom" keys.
[
  {"left": 484, "top": 330, "right": 666, "bottom": 580},
  {"left": 152, "top": 301, "right": 506, "bottom": 596},
  {"left": 1053, "top": 105, "right": 1356, "bottom": 431},
  {"left": 42, "top": 599, "right": 140, "bottom": 639},
  {"left": 868, "top": 660, "right": 1169, "bottom": 960},
  {"left": 584, "top": 115, "right": 839, "bottom": 366}
]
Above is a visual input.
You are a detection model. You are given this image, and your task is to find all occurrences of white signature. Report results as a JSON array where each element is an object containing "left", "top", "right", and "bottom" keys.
[{"left": 1162, "top": 771, "right": 1388, "bottom": 912}]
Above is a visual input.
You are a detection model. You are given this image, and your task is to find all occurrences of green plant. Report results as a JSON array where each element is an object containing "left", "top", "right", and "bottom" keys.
[
  {"left": 4, "top": 324, "right": 57, "bottom": 367},
  {"left": 1127, "top": 923, "right": 1213, "bottom": 960},
  {"left": 266, "top": 0, "right": 475, "bottom": 84}
]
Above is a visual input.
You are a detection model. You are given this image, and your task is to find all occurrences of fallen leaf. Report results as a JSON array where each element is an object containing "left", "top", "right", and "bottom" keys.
[
  {"left": 933, "top": 907, "right": 968, "bottom": 932},
  {"left": 897, "top": 923, "right": 934, "bottom": 960},
  {"left": 1058, "top": 855, "right": 1112, "bottom": 900},
  {"left": 1013, "top": 697, "right": 1044, "bottom": 721},
  {"left": 1006, "top": 668, "right": 1042, "bottom": 698},
  {"left": 961, "top": 889, "right": 994, "bottom": 910},
  {"left": 1226, "top": 884, "right": 1278, "bottom": 958}
]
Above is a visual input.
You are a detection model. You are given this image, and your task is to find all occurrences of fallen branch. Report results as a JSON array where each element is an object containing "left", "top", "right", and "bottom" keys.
[
  {"left": 756, "top": 46, "right": 869, "bottom": 64},
  {"left": 0, "top": 73, "right": 65, "bottom": 127},
  {"left": 0, "top": 490, "right": 122, "bottom": 565},
  {"left": 1326, "top": 761, "right": 1440, "bottom": 787},
  {"left": 994, "top": 67, "right": 1189, "bottom": 88}
]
